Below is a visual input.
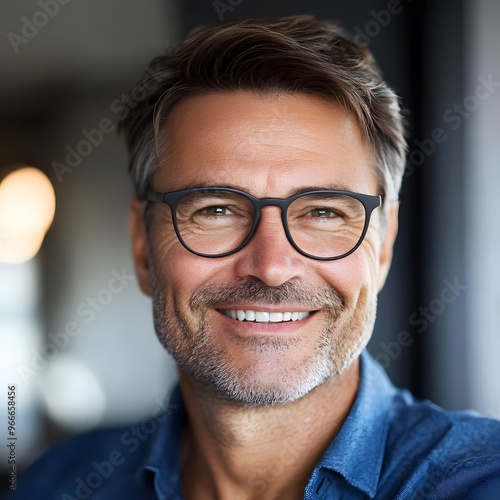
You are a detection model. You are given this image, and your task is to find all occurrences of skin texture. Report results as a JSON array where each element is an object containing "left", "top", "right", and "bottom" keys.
[{"left": 129, "top": 91, "right": 398, "bottom": 499}]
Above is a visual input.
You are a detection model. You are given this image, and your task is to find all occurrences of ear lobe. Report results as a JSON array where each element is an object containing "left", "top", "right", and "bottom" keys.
[
  {"left": 129, "top": 198, "right": 153, "bottom": 296},
  {"left": 377, "top": 201, "right": 399, "bottom": 292}
]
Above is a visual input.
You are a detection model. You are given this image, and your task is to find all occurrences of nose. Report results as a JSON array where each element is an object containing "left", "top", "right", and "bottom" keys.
[{"left": 233, "top": 207, "right": 307, "bottom": 287}]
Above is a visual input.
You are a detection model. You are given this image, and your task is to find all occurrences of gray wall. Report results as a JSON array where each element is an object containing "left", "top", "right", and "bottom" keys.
[{"left": 463, "top": 0, "right": 500, "bottom": 416}]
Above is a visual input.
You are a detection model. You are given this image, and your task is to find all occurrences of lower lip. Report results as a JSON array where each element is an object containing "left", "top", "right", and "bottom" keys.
[{"left": 216, "top": 310, "right": 315, "bottom": 336}]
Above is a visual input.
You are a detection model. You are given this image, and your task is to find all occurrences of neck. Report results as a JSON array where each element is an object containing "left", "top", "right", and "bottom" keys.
[{"left": 178, "top": 359, "right": 359, "bottom": 500}]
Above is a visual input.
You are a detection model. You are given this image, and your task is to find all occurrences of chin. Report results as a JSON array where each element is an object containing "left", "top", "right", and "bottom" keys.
[{"left": 186, "top": 343, "right": 358, "bottom": 406}]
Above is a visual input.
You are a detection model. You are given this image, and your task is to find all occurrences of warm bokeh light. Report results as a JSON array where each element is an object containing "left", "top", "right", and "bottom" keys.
[{"left": 0, "top": 166, "right": 56, "bottom": 263}]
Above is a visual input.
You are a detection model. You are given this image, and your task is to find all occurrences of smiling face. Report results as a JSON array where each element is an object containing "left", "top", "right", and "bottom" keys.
[{"left": 130, "top": 91, "right": 398, "bottom": 405}]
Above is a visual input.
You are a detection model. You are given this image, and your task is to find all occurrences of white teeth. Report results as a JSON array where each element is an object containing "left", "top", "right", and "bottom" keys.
[
  {"left": 269, "top": 312, "right": 283, "bottom": 322},
  {"left": 255, "top": 311, "right": 270, "bottom": 322},
  {"left": 245, "top": 310, "right": 256, "bottom": 321},
  {"left": 222, "top": 309, "right": 310, "bottom": 323}
]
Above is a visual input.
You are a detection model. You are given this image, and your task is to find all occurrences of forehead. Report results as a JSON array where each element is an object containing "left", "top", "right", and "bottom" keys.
[{"left": 154, "top": 91, "right": 378, "bottom": 197}]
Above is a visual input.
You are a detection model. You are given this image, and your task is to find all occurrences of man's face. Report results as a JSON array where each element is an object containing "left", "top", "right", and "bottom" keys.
[{"left": 130, "top": 91, "right": 397, "bottom": 405}]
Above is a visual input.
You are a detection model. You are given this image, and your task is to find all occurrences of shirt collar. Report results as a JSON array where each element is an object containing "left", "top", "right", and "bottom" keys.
[
  {"left": 141, "top": 385, "right": 187, "bottom": 498},
  {"left": 315, "top": 350, "right": 398, "bottom": 497}
]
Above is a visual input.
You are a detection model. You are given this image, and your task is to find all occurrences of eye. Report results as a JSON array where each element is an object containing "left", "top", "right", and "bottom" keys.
[
  {"left": 202, "top": 206, "right": 234, "bottom": 216},
  {"left": 308, "top": 208, "right": 337, "bottom": 218}
]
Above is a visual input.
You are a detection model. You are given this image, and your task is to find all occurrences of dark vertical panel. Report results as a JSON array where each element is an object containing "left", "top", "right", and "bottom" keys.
[{"left": 419, "top": 0, "right": 468, "bottom": 409}]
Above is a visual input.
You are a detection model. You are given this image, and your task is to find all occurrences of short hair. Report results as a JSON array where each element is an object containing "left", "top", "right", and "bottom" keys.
[{"left": 120, "top": 15, "right": 407, "bottom": 203}]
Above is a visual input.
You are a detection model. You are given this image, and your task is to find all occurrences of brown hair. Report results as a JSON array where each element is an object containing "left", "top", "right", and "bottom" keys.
[{"left": 120, "top": 15, "right": 407, "bottom": 202}]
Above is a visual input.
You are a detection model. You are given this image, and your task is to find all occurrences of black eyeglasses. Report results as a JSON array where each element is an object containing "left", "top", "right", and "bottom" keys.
[{"left": 146, "top": 187, "right": 381, "bottom": 260}]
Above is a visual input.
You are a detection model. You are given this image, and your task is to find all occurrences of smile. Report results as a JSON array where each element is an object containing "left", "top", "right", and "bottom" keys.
[{"left": 221, "top": 309, "right": 311, "bottom": 323}]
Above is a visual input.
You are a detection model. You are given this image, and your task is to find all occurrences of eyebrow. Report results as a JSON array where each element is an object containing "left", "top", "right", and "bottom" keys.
[{"left": 165, "top": 182, "right": 358, "bottom": 197}]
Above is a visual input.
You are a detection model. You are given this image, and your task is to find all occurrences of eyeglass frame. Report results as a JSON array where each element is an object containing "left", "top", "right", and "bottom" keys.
[{"left": 145, "top": 187, "right": 382, "bottom": 261}]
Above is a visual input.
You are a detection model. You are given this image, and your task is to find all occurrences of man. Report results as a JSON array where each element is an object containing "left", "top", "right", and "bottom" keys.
[{"left": 13, "top": 15, "right": 500, "bottom": 500}]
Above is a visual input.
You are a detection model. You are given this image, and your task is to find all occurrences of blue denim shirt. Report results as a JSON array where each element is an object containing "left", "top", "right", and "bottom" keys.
[{"left": 11, "top": 350, "right": 500, "bottom": 499}]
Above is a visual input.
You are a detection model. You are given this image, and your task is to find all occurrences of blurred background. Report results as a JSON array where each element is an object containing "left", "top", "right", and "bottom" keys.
[{"left": 1, "top": 0, "right": 499, "bottom": 479}]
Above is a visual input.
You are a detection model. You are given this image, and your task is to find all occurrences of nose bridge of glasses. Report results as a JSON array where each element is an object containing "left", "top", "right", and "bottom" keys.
[
  {"left": 249, "top": 197, "right": 290, "bottom": 242},
  {"left": 252, "top": 198, "right": 290, "bottom": 233},
  {"left": 254, "top": 196, "right": 290, "bottom": 214}
]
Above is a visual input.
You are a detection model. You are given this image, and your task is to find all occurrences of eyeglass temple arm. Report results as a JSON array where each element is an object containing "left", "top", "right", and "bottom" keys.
[{"left": 145, "top": 191, "right": 163, "bottom": 203}]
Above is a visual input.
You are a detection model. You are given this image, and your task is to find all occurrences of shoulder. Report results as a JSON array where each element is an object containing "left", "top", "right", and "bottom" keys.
[
  {"left": 388, "top": 392, "right": 500, "bottom": 452},
  {"left": 384, "top": 393, "right": 500, "bottom": 499},
  {"left": 10, "top": 425, "right": 153, "bottom": 500}
]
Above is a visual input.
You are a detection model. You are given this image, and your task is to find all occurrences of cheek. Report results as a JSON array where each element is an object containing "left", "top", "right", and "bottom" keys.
[
  {"left": 362, "top": 231, "right": 383, "bottom": 286},
  {"left": 150, "top": 207, "right": 226, "bottom": 294},
  {"left": 152, "top": 234, "right": 225, "bottom": 303},
  {"left": 318, "top": 249, "right": 378, "bottom": 306}
]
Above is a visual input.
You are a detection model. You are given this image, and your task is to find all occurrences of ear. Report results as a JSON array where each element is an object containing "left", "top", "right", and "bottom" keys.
[
  {"left": 377, "top": 201, "right": 399, "bottom": 292},
  {"left": 129, "top": 198, "right": 153, "bottom": 296}
]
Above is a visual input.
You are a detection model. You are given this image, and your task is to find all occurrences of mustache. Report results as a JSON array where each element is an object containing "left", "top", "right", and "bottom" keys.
[{"left": 189, "top": 277, "right": 345, "bottom": 311}]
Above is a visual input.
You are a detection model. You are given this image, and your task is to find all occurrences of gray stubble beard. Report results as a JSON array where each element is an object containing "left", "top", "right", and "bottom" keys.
[{"left": 151, "top": 274, "right": 377, "bottom": 406}]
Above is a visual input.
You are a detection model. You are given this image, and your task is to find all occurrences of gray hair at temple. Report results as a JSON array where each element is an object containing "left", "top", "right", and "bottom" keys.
[{"left": 119, "top": 15, "right": 407, "bottom": 204}]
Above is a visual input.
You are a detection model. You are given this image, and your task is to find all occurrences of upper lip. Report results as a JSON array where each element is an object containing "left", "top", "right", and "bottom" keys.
[{"left": 216, "top": 305, "right": 316, "bottom": 313}]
